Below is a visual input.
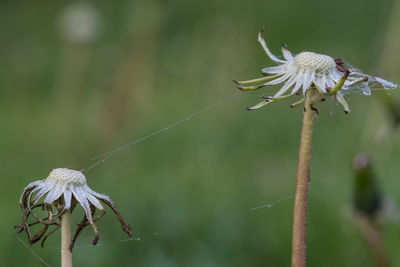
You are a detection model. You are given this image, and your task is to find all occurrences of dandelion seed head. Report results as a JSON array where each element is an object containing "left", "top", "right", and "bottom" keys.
[
  {"left": 294, "top": 52, "right": 336, "bottom": 74},
  {"left": 59, "top": 2, "right": 103, "bottom": 43},
  {"left": 235, "top": 28, "right": 397, "bottom": 112},
  {"left": 47, "top": 168, "right": 86, "bottom": 187},
  {"left": 16, "top": 168, "right": 132, "bottom": 249}
]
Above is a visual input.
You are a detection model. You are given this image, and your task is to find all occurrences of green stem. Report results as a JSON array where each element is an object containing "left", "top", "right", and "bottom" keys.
[
  {"left": 291, "top": 88, "right": 317, "bottom": 267},
  {"left": 61, "top": 210, "right": 72, "bottom": 267}
]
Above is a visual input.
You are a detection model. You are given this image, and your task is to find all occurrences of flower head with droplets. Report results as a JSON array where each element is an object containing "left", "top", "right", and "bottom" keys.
[
  {"left": 234, "top": 28, "right": 397, "bottom": 113},
  {"left": 15, "top": 168, "right": 132, "bottom": 249}
]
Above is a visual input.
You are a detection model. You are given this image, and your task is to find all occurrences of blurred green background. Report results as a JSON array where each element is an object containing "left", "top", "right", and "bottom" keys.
[{"left": 1, "top": 0, "right": 400, "bottom": 266}]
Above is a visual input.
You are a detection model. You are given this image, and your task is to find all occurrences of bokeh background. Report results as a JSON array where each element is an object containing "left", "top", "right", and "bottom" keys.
[{"left": 1, "top": 0, "right": 400, "bottom": 266}]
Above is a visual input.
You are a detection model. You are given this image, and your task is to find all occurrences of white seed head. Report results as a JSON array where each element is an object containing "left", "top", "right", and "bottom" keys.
[
  {"left": 293, "top": 52, "right": 336, "bottom": 74},
  {"left": 17, "top": 167, "right": 133, "bottom": 248},
  {"left": 238, "top": 29, "right": 397, "bottom": 111},
  {"left": 59, "top": 2, "right": 103, "bottom": 43},
  {"left": 46, "top": 168, "right": 86, "bottom": 186}
]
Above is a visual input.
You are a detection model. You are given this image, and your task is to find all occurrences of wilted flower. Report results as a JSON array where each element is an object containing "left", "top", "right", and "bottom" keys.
[
  {"left": 234, "top": 28, "right": 397, "bottom": 113},
  {"left": 15, "top": 168, "right": 132, "bottom": 249}
]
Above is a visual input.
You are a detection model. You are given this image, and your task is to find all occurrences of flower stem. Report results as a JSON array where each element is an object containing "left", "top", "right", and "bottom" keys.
[
  {"left": 61, "top": 210, "right": 72, "bottom": 267},
  {"left": 291, "top": 88, "right": 317, "bottom": 267},
  {"left": 357, "top": 215, "right": 390, "bottom": 267}
]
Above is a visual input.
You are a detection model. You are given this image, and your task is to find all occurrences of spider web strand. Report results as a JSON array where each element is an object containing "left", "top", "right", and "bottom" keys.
[
  {"left": 82, "top": 92, "right": 241, "bottom": 172},
  {"left": 16, "top": 235, "right": 51, "bottom": 267}
]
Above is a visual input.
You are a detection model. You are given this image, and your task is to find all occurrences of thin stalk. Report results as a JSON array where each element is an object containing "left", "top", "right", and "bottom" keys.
[
  {"left": 61, "top": 210, "right": 72, "bottom": 267},
  {"left": 356, "top": 215, "right": 390, "bottom": 267},
  {"left": 291, "top": 88, "right": 317, "bottom": 267}
]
